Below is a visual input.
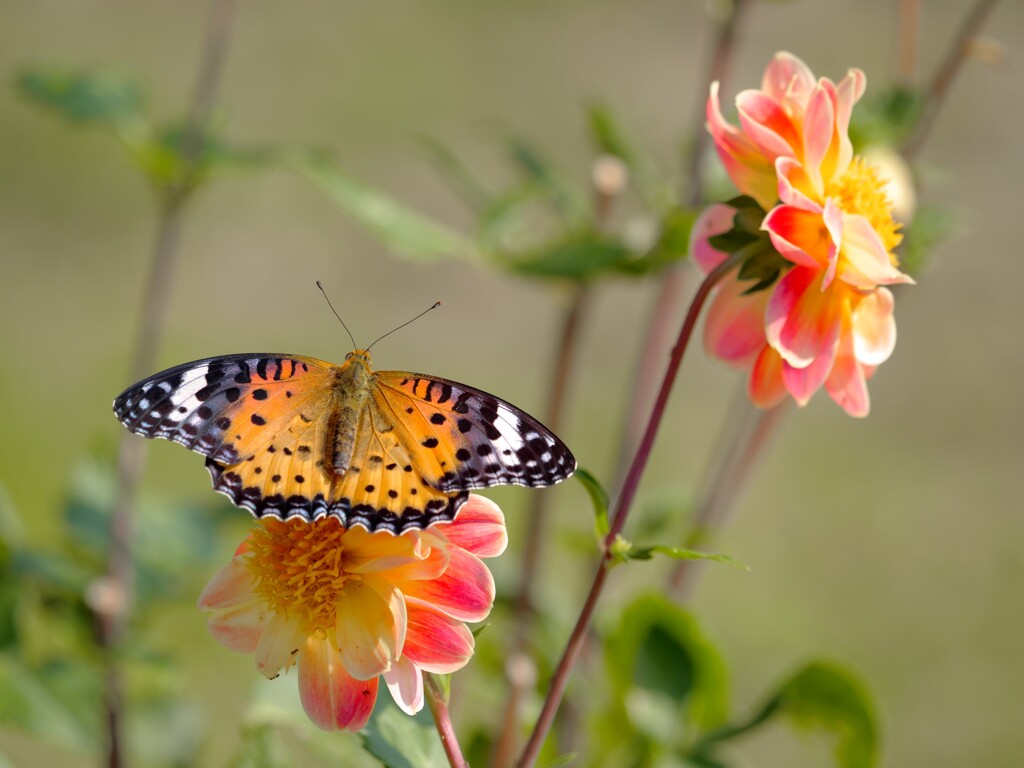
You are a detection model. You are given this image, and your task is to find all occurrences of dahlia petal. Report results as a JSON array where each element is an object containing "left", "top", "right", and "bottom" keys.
[
  {"left": 781, "top": 338, "right": 838, "bottom": 406},
  {"left": 435, "top": 494, "right": 508, "bottom": 558},
  {"left": 255, "top": 612, "right": 305, "bottom": 679},
  {"left": 298, "top": 635, "right": 378, "bottom": 732},
  {"left": 341, "top": 528, "right": 424, "bottom": 573},
  {"left": 403, "top": 602, "right": 475, "bottom": 674},
  {"left": 206, "top": 603, "right": 269, "bottom": 654},
  {"left": 839, "top": 215, "right": 915, "bottom": 288},
  {"left": 852, "top": 287, "right": 897, "bottom": 366},
  {"left": 398, "top": 547, "right": 494, "bottom": 623},
  {"left": 802, "top": 82, "right": 835, "bottom": 194},
  {"left": 821, "top": 199, "right": 845, "bottom": 289},
  {"left": 761, "top": 52, "right": 816, "bottom": 108},
  {"left": 197, "top": 559, "right": 257, "bottom": 611},
  {"left": 766, "top": 267, "right": 843, "bottom": 368},
  {"left": 825, "top": 317, "right": 871, "bottom": 417},
  {"left": 371, "top": 536, "right": 450, "bottom": 582},
  {"left": 737, "top": 90, "right": 800, "bottom": 160},
  {"left": 749, "top": 346, "right": 789, "bottom": 409},
  {"left": 708, "top": 83, "right": 778, "bottom": 207},
  {"left": 775, "top": 157, "right": 821, "bottom": 212},
  {"left": 335, "top": 579, "right": 404, "bottom": 680},
  {"left": 762, "top": 205, "right": 829, "bottom": 269},
  {"left": 383, "top": 656, "right": 424, "bottom": 716},
  {"left": 704, "top": 276, "right": 771, "bottom": 368},
  {"left": 689, "top": 203, "right": 738, "bottom": 274},
  {"left": 834, "top": 68, "right": 867, "bottom": 173}
]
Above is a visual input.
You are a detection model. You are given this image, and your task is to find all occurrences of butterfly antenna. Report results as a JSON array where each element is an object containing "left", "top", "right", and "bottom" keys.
[
  {"left": 316, "top": 280, "right": 358, "bottom": 349},
  {"left": 366, "top": 301, "right": 443, "bottom": 352}
]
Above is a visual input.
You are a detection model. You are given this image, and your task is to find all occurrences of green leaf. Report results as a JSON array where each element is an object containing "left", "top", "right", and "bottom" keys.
[
  {"left": 417, "top": 135, "right": 493, "bottom": 212},
  {"left": 898, "top": 203, "right": 958, "bottom": 276},
  {"left": 17, "top": 68, "right": 145, "bottom": 127},
  {"left": 776, "top": 661, "right": 878, "bottom": 768},
  {"left": 361, "top": 696, "right": 447, "bottom": 768},
  {"left": 849, "top": 86, "right": 924, "bottom": 148},
  {"left": 0, "top": 656, "right": 93, "bottom": 749},
  {"left": 587, "top": 103, "right": 636, "bottom": 167},
  {"left": 575, "top": 468, "right": 610, "bottom": 538},
  {"left": 604, "top": 594, "right": 729, "bottom": 735},
  {"left": 506, "top": 137, "right": 587, "bottom": 223},
  {"left": 505, "top": 232, "right": 634, "bottom": 280},
  {"left": 292, "top": 152, "right": 475, "bottom": 263},
  {"left": 639, "top": 546, "right": 748, "bottom": 572}
]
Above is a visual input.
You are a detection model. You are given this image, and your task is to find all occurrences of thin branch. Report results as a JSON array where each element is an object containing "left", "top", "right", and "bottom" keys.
[
  {"left": 669, "top": 398, "right": 788, "bottom": 599},
  {"left": 494, "top": 156, "right": 624, "bottom": 767},
  {"left": 97, "top": 2, "right": 240, "bottom": 766},
  {"left": 902, "top": 0, "right": 1000, "bottom": 159},
  {"left": 518, "top": 253, "right": 742, "bottom": 767},
  {"left": 616, "top": 0, "right": 751, "bottom": 475},
  {"left": 426, "top": 675, "right": 468, "bottom": 768},
  {"left": 897, "top": 0, "right": 921, "bottom": 83}
]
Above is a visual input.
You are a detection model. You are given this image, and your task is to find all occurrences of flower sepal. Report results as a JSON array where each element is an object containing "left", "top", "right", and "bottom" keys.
[{"left": 704, "top": 197, "right": 790, "bottom": 296}]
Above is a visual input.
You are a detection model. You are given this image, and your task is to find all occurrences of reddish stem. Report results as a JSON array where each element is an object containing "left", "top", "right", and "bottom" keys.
[
  {"left": 518, "top": 253, "right": 740, "bottom": 766},
  {"left": 425, "top": 675, "right": 468, "bottom": 768}
]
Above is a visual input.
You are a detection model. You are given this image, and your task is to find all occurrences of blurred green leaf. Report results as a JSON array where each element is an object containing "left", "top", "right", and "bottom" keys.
[
  {"left": 417, "top": 135, "right": 493, "bottom": 212},
  {"left": 507, "top": 137, "right": 586, "bottom": 223},
  {"left": 775, "top": 661, "right": 878, "bottom": 768},
  {"left": 0, "top": 655, "right": 93, "bottom": 749},
  {"left": 361, "top": 697, "right": 446, "bottom": 768},
  {"left": 133, "top": 124, "right": 279, "bottom": 189},
  {"left": 898, "top": 203, "right": 958, "bottom": 277},
  {"left": 505, "top": 232, "right": 633, "bottom": 280},
  {"left": 587, "top": 103, "right": 636, "bottom": 167},
  {"left": 617, "top": 207, "right": 696, "bottom": 276},
  {"left": 575, "top": 468, "right": 609, "bottom": 538},
  {"left": 17, "top": 68, "right": 145, "bottom": 127},
  {"left": 293, "top": 152, "right": 475, "bottom": 263},
  {"left": 850, "top": 86, "right": 924, "bottom": 149},
  {"left": 605, "top": 594, "right": 729, "bottom": 735},
  {"left": 628, "top": 545, "right": 748, "bottom": 571},
  {"left": 230, "top": 724, "right": 290, "bottom": 768}
]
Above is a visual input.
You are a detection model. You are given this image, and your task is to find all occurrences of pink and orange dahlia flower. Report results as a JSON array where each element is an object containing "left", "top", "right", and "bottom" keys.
[
  {"left": 198, "top": 494, "right": 507, "bottom": 731},
  {"left": 697, "top": 51, "right": 914, "bottom": 417}
]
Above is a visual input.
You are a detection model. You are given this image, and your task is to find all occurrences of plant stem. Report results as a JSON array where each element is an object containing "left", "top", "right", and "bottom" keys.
[
  {"left": 669, "top": 397, "right": 788, "bottom": 598},
  {"left": 902, "top": 0, "right": 1000, "bottom": 159},
  {"left": 897, "top": 0, "right": 921, "bottom": 83},
  {"left": 518, "top": 253, "right": 741, "bottom": 767},
  {"left": 616, "top": 0, "right": 750, "bottom": 473},
  {"left": 98, "top": 2, "right": 239, "bottom": 766},
  {"left": 425, "top": 675, "right": 468, "bottom": 768}
]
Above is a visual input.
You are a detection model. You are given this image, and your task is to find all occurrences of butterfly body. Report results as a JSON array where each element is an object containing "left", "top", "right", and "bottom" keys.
[{"left": 113, "top": 349, "right": 575, "bottom": 534}]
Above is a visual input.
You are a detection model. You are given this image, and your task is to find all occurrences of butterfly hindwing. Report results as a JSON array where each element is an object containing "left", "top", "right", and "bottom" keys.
[{"left": 373, "top": 371, "right": 577, "bottom": 493}]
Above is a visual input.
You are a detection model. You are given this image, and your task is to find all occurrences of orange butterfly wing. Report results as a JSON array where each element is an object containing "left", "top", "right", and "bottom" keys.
[{"left": 114, "top": 353, "right": 576, "bottom": 533}]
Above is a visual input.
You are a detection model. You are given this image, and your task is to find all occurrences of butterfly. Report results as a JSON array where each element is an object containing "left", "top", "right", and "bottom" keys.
[{"left": 113, "top": 349, "right": 576, "bottom": 534}]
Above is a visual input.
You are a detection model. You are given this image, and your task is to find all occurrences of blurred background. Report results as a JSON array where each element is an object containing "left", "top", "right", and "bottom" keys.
[{"left": 1, "top": 0, "right": 1022, "bottom": 766}]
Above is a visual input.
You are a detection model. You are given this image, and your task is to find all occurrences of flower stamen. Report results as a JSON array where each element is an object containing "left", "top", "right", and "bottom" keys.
[{"left": 827, "top": 157, "right": 904, "bottom": 258}]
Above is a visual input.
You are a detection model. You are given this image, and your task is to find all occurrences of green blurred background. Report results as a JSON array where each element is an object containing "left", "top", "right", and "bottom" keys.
[{"left": 1, "top": 0, "right": 1022, "bottom": 766}]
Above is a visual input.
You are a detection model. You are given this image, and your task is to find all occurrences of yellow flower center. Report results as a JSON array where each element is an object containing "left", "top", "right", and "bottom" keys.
[
  {"left": 827, "top": 157, "right": 903, "bottom": 259},
  {"left": 247, "top": 518, "right": 351, "bottom": 635}
]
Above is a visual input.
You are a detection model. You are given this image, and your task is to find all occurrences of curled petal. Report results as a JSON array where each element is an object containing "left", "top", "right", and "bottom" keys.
[
  {"left": 833, "top": 68, "right": 867, "bottom": 173},
  {"left": 801, "top": 82, "right": 836, "bottom": 194},
  {"left": 255, "top": 612, "right": 305, "bottom": 679},
  {"left": 761, "top": 52, "right": 816, "bottom": 108},
  {"left": 775, "top": 157, "right": 821, "bottom": 212},
  {"left": 398, "top": 547, "right": 494, "bottom": 623},
  {"left": 298, "top": 635, "right": 378, "bottom": 732},
  {"left": 403, "top": 602, "right": 475, "bottom": 674},
  {"left": 839, "top": 215, "right": 915, "bottom": 289},
  {"left": 207, "top": 603, "right": 269, "bottom": 654},
  {"left": 781, "top": 338, "right": 839, "bottom": 406},
  {"left": 852, "top": 288, "right": 897, "bottom": 366},
  {"left": 762, "top": 205, "right": 830, "bottom": 270},
  {"left": 704, "top": 275, "right": 771, "bottom": 368},
  {"left": 749, "top": 346, "right": 788, "bottom": 409},
  {"left": 821, "top": 198, "right": 845, "bottom": 289},
  {"left": 335, "top": 578, "right": 405, "bottom": 680},
  {"left": 690, "top": 203, "right": 738, "bottom": 274},
  {"left": 825, "top": 314, "right": 871, "bottom": 417},
  {"left": 341, "top": 528, "right": 425, "bottom": 573},
  {"left": 766, "top": 267, "right": 843, "bottom": 368},
  {"left": 436, "top": 494, "right": 508, "bottom": 558},
  {"left": 737, "top": 90, "right": 801, "bottom": 161},
  {"left": 371, "top": 536, "right": 450, "bottom": 583},
  {"left": 708, "top": 82, "right": 778, "bottom": 208},
  {"left": 383, "top": 656, "right": 424, "bottom": 716}
]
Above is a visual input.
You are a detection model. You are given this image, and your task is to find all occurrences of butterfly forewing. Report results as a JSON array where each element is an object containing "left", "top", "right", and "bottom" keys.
[{"left": 373, "top": 372, "right": 577, "bottom": 492}]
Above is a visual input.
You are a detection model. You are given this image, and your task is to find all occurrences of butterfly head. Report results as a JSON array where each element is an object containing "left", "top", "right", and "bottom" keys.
[{"left": 342, "top": 348, "right": 374, "bottom": 382}]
